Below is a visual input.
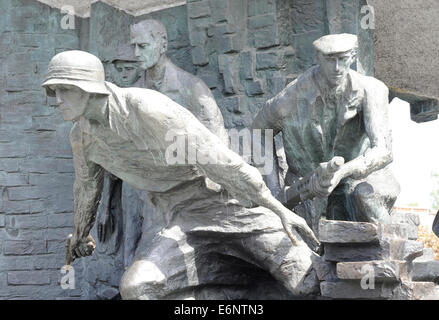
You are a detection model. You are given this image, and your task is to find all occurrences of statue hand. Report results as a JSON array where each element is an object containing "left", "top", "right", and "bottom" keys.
[
  {"left": 70, "top": 234, "right": 96, "bottom": 260},
  {"left": 97, "top": 207, "right": 115, "bottom": 243},
  {"left": 279, "top": 210, "right": 321, "bottom": 254},
  {"left": 309, "top": 157, "right": 345, "bottom": 198}
]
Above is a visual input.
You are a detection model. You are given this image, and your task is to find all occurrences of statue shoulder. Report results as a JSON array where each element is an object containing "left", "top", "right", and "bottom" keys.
[
  {"left": 350, "top": 70, "right": 389, "bottom": 95},
  {"left": 69, "top": 121, "right": 82, "bottom": 146}
]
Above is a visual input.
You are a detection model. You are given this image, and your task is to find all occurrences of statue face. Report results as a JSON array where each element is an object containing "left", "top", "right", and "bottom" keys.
[
  {"left": 131, "top": 31, "right": 164, "bottom": 70},
  {"left": 49, "top": 84, "right": 89, "bottom": 121},
  {"left": 317, "top": 51, "right": 355, "bottom": 87},
  {"left": 113, "top": 61, "right": 140, "bottom": 87}
]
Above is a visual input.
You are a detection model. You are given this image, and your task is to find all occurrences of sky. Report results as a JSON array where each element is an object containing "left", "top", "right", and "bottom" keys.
[{"left": 388, "top": 98, "right": 439, "bottom": 210}]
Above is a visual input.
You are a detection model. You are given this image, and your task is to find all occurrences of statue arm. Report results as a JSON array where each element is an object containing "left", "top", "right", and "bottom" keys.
[
  {"left": 340, "top": 82, "right": 392, "bottom": 180},
  {"left": 72, "top": 156, "right": 104, "bottom": 241},
  {"left": 194, "top": 128, "right": 320, "bottom": 251},
  {"left": 69, "top": 123, "right": 104, "bottom": 258},
  {"left": 132, "top": 91, "right": 319, "bottom": 251}
]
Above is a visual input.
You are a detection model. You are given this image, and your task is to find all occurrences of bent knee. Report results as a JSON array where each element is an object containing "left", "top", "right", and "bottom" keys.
[
  {"left": 353, "top": 179, "right": 399, "bottom": 202},
  {"left": 120, "top": 260, "right": 166, "bottom": 300}
]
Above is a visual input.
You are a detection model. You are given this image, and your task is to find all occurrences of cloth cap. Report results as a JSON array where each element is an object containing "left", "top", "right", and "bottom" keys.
[
  {"left": 313, "top": 33, "right": 358, "bottom": 55},
  {"left": 111, "top": 44, "right": 138, "bottom": 63},
  {"left": 42, "top": 50, "right": 110, "bottom": 97}
]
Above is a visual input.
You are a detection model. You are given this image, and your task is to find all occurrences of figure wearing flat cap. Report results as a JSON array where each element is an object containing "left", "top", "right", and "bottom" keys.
[
  {"left": 42, "top": 50, "right": 323, "bottom": 299},
  {"left": 252, "top": 34, "right": 400, "bottom": 228}
]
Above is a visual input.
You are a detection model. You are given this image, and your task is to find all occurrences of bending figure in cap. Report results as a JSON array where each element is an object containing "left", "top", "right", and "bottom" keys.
[
  {"left": 252, "top": 33, "right": 400, "bottom": 227},
  {"left": 42, "top": 50, "right": 322, "bottom": 299}
]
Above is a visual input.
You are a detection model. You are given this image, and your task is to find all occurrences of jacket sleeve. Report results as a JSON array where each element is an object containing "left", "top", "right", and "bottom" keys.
[{"left": 70, "top": 121, "right": 104, "bottom": 240}]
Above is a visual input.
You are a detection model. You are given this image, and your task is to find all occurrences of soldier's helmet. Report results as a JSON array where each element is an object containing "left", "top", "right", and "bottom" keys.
[{"left": 42, "top": 50, "right": 110, "bottom": 97}]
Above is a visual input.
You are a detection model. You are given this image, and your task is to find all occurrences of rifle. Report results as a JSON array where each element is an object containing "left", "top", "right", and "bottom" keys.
[{"left": 283, "top": 156, "right": 345, "bottom": 208}]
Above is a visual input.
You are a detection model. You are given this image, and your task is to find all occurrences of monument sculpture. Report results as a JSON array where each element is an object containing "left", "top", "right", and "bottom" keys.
[
  {"left": 96, "top": 20, "right": 231, "bottom": 275},
  {"left": 42, "top": 50, "right": 321, "bottom": 300},
  {"left": 252, "top": 34, "right": 400, "bottom": 230}
]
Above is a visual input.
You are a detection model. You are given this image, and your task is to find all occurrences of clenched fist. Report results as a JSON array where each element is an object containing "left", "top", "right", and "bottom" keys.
[{"left": 70, "top": 234, "right": 96, "bottom": 260}]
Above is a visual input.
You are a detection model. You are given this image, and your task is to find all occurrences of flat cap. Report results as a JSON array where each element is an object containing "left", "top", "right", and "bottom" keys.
[{"left": 313, "top": 33, "right": 358, "bottom": 55}]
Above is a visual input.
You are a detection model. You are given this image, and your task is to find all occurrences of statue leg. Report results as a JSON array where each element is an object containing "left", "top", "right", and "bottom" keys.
[
  {"left": 234, "top": 212, "right": 320, "bottom": 297},
  {"left": 119, "top": 225, "right": 198, "bottom": 300},
  {"left": 349, "top": 167, "right": 400, "bottom": 223}
]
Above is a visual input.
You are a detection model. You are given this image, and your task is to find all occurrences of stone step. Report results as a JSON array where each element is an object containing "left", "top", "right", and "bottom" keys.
[
  {"left": 337, "top": 260, "right": 406, "bottom": 282},
  {"left": 318, "top": 219, "right": 379, "bottom": 244},
  {"left": 411, "top": 260, "right": 439, "bottom": 282},
  {"left": 323, "top": 242, "right": 388, "bottom": 262},
  {"left": 320, "top": 280, "right": 394, "bottom": 299}
]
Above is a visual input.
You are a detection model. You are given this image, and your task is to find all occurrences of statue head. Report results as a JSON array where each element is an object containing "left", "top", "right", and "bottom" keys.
[
  {"left": 313, "top": 33, "right": 358, "bottom": 87},
  {"left": 130, "top": 19, "right": 168, "bottom": 70},
  {"left": 42, "top": 50, "right": 109, "bottom": 121},
  {"left": 111, "top": 44, "right": 141, "bottom": 87}
]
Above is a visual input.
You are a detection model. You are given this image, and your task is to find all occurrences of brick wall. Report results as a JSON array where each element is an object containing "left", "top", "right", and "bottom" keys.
[{"left": 0, "top": 0, "right": 84, "bottom": 299}]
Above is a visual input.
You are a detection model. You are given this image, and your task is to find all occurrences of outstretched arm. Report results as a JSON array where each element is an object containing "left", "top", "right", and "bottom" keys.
[{"left": 132, "top": 90, "right": 320, "bottom": 251}]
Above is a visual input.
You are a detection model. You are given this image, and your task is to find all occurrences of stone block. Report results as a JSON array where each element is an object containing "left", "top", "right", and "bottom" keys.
[
  {"left": 248, "top": 0, "right": 276, "bottom": 17},
  {"left": 323, "top": 242, "right": 389, "bottom": 262},
  {"left": 48, "top": 213, "right": 74, "bottom": 228},
  {"left": 218, "top": 34, "right": 243, "bottom": 54},
  {"left": 3, "top": 240, "right": 46, "bottom": 255},
  {"left": 0, "top": 172, "right": 28, "bottom": 187},
  {"left": 188, "top": 28, "right": 207, "bottom": 47},
  {"left": 319, "top": 219, "right": 379, "bottom": 244},
  {"left": 379, "top": 223, "right": 409, "bottom": 240},
  {"left": 239, "top": 51, "right": 255, "bottom": 80},
  {"left": 7, "top": 271, "right": 50, "bottom": 285},
  {"left": 254, "top": 26, "right": 279, "bottom": 49},
  {"left": 320, "top": 280, "right": 393, "bottom": 299},
  {"left": 221, "top": 96, "right": 246, "bottom": 114},
  {"left": 0, "top": 256, "right": 35, "bottom": 272},
  {"left": 197, "top": 71, "right": 219, "bottom": 89},
  {"left": 218, "top": 54, "right": 241, "bottom": 94},
  {"left": 6, "top": 186, "right": 42, "bottom": 201},
  {"left": 44, "top": 227, "right": 74, "bottom": 241},
  {"left": 188, "top": 1, "right": 211, "bottom": 19},
  {"left": 337, "top": 260, "right": 405, "bottom": 282},
  {"left": 33, "top": 254, "right": 66, "bottom": 270},
  {"left": 191, "top": 46, "right": 209, "bottom": 66},
  {"left": 0, "top": 142, "right": 27, "bottom": 158},
  {"left": 256, "top": 52, "right": 279, "bottom": 70},
  {"left": 210, "top": 0, "right": 228, "bottom": 23},
  {"left": 248, "top": 14, "right": 275, "bottom": 29},
  {"left": 0, "top": 158, "right": 20, "bottom": 172},
  {"left": 244, "top": 79, "right": 264, "bottom": 96},
  {"left": 0, "top": 216, "right": 5, "bottom": 227},
  {"left": 412, "top": 261, "right": 439, "bottom": 282},
  {"left": 389, "top": 212, "right": 420, "bottom": 226},
  {"left": 407, "top": 224, "right": 418, "bottom": 240},
  {"left": 6, "top": 215, "right": 47, "bottom": 230}
]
